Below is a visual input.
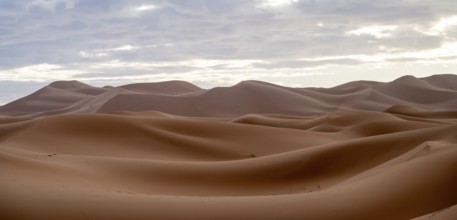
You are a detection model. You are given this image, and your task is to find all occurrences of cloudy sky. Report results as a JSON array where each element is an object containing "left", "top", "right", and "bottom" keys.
[{"left": 1, "top": 0, "right": 457, "bottom": 104}]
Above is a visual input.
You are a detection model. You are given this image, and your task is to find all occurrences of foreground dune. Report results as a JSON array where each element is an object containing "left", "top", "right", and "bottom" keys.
[
  {"left": 1, "top": 107, "right": 457, "bottom": 219},
  {"left": 1, "top": 74, "right": 456, "bottom": 219}
]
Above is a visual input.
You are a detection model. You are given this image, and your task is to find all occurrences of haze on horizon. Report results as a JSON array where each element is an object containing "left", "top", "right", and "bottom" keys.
[{"left": 1, "top": 0, "right": 457, "bottom": 104}]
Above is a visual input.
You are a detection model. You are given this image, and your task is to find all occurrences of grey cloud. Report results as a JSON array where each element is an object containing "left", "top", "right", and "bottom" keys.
[
  {"left": 0, "top": 0, "right": 456, "bottom": 73},
  {"left": 73, "top": 65, "right": 201, "bottom": 78},
  {"left": 387, "top": 55, "right": 457, "bottom": 63},
  {"left": 254, "top": 58, "right": 363, "bottom": 69},
  {"left": 296, "top": 0, "right": 448, "bottom": 25},
  {"left": 382, "top": 30, "right": 443, "bottom": 51}
]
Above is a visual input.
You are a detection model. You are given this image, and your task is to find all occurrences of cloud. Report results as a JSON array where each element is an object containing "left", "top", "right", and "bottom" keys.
[
  {"left": 0, "top": 0, "right": 456, "bottom": 104},
  {"left": 254, "top": 58, "right": 363, "bottom": 69},
  {"left": 346, "top": 25, "right": 398, "bottom": 38},
  {"left": 0, "top": 63, "right": 83, "bottom": 81},
  {"left": 256, "top": 0, "right": 298, "bottom": 9},
  {"left": 2, "top": 0, "right": 456, "bottom": 66},
  {"left": 135, "top": 4, "right": 157, "bottom": 11},
  {"left": 22, "top": 0, "right": 79, "bottom": 11}
]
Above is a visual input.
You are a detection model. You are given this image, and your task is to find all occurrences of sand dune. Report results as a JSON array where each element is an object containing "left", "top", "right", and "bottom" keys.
[
  {"left": 1, "top": 74, "right": 457, "bottom": 219},
  {"left": 0, "top": 80, "right": 106, "bottom": 116},
  {"left": 1, "top": 74, "right": 456, "bottom": 117},
  {"left": 1, "top": 108, "right": 456, "bottom": 219},
  {"left": 413, "top": 204, "right": 457, "bottom": 220}
]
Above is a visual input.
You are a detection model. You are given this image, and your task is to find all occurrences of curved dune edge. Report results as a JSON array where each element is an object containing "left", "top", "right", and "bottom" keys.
[{"left": 1, "top": 108, "right": 457, "bottom": 220}]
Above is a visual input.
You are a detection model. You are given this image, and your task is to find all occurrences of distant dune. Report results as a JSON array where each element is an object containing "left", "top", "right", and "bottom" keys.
[
  {"left": 0, "top": 74, "right": 456, "bottom": 219},
  {"left": 1, "top": 74, "right": 456, "bottom": 117}
]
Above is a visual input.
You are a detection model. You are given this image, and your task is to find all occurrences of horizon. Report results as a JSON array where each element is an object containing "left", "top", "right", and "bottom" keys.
[
  {"left": 1, "top": 0, "right": 457, "bottom": 103},
  {"left": 0, "top": 73, "right": 454, "bottom": 106}
]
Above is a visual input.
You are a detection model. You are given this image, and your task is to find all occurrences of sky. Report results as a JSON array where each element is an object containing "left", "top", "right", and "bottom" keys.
[{"left": 1, "top": 0, "right": 457, "bottom": 104}]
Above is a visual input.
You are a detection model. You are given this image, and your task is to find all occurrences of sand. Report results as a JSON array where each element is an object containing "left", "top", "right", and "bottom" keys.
[
  {"left": 0, "top": 74, "right": 456, "bottom": 219},
  {"left": 1, "top": 74, "right": 456, "bottom": 117}
]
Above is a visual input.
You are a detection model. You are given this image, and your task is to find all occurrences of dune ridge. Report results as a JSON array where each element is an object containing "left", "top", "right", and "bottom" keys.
[
  {"left": 1, "top": 74, "right": 457, "bottom": 219},
  {"left": 1, "top": 74, "right": 456, "bottom": 117}
]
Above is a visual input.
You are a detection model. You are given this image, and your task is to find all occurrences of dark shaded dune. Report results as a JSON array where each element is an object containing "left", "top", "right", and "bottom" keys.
[
  {"left": 413, "top": 203, "right": 457, "bottom": 220},
  {"left": 120, "top": 80, "right": 203, "bottom": 95}
]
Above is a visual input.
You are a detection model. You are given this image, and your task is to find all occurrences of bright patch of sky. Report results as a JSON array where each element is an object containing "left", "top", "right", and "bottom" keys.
[
  {"left": 135, "top": 4, "right": 157, "bottom": 11},
  {"left": 346, "top": 25, "right": 398, "bottom": 38}
]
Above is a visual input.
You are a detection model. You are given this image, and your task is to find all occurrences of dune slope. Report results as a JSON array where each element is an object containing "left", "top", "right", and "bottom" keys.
[{"left": 1, "top": 107, "right": 457, "bottom": 220}]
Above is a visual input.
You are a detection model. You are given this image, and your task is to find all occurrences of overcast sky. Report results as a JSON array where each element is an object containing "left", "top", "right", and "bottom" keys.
[{"left": 1, "top": 0, "right": 457, "bottom": 104}]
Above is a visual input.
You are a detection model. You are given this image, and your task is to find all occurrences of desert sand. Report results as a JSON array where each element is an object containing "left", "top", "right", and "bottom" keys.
[{"left": 1, "top": 74, "right": 456, "bottom": 219}]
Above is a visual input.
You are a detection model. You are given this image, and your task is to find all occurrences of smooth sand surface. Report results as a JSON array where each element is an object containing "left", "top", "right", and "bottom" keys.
[{"left": 1, "top": 74, "right": 457, "bottom": 219}]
